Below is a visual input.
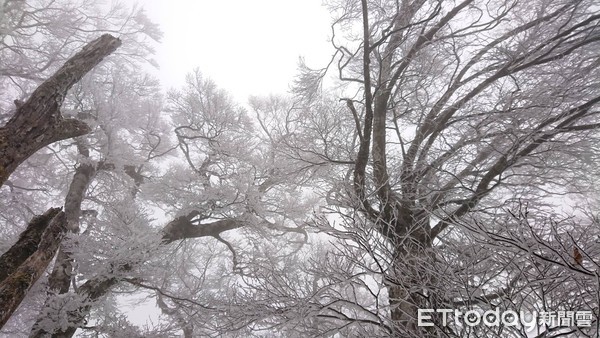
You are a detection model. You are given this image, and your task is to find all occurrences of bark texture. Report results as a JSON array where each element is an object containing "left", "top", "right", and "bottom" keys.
[
  {"left": 0, "top": 208, "right": 62, "bottom": 284},
  {"left": 0, "top": 211, "right": 66, "bottom": 328},
  {"left": 0, "top": 34, "right": 121, "bottom": 188}
]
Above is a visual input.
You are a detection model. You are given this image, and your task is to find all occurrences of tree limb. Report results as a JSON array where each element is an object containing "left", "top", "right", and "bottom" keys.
[{"left": 0, "top": 34, "right": 121, "bottom": 188}]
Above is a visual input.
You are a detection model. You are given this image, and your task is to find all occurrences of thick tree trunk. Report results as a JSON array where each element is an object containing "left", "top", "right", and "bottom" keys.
[
  {"left": 389, "top": 284, "right": 422, "bottom": 334},
  {"left": 0, "top": 208, "right": 62, "bottom": 284},
  {"left": 0, "top": 34, "right": 121, "bottom": 188},
  {"left": 388, "top": 242, "right": 438, "bottom": 337},
  {"left": 0, "top": 211, "right": 66, "bottom": 328}
]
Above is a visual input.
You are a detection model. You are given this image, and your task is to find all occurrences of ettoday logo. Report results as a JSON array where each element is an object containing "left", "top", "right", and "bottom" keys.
[
  {"left": 418, "top": 308, "right": 593, "bottom": 331},
  {"left": 418, "top": 308, "right": 536, "bottom": 331}
]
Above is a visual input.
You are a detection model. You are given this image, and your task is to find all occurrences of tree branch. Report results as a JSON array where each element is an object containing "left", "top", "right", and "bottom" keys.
[{"left": 0, "top": 34, "right": 121, "bottom": 188}]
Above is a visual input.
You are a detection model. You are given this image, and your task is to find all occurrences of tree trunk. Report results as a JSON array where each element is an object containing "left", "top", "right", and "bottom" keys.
[
  {"left": 0, "top": 33, "right": 120, "bottom": 332},
  {"left": 0, "top": 208, "right": 62, "bottom": 284},
  {"left": 48, "top": 162, "right": 97, "bottom": 294},
  {"left": 388, "top": 242, "right": 439, "bottom": 337},
  {"left": 29, "top": 162, "right": 97, "bottom": 337},
  {"left": 0, "top": 34, "right": 121, "bottom": 188},
  {"left": 0, "top": 211, "right": 66, "bottom": 328}
]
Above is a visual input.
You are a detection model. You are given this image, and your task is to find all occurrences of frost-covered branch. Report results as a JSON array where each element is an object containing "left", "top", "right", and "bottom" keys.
[{"left": 0, "top": 34, "right": 121, "bottom": 188}]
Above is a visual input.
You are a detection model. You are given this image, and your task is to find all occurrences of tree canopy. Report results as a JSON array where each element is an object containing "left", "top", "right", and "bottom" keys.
[{"left": 1, "top": 0, "right": 599, "bottom": 337}]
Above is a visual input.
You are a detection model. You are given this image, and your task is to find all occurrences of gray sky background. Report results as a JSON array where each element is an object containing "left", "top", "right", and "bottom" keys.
[{"left": 141, "top": 0, "right": 333, "bottom": 101}]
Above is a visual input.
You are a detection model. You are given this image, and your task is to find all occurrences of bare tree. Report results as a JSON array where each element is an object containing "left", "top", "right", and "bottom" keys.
[
  {"left": 283, "top": 0, "right": 600, "bottom": 336},
  {"left": 15, "top": 68, "right": 308, "bottom": 337},
  {"left": 0, "top": 0, "right": 162, "bottom": 335},
  {"left": 2, "top": 0, "right": 600, "bottom": 337}
]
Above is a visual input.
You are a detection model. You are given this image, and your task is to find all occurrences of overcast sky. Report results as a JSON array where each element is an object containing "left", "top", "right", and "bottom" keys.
[{"left": 141, "top": 1, "right": 333, "bottom": 102}]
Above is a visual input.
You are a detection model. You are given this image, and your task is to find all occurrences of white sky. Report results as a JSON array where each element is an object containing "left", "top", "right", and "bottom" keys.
[{"left": 140, "top": 0, "right": 333, "bottom": 102}]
